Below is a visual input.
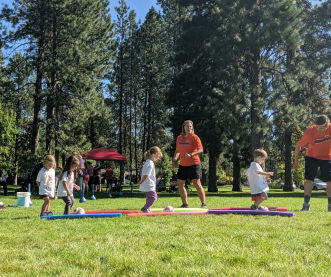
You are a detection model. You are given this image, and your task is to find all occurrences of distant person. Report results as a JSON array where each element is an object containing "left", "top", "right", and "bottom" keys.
[
  {"left": 93, "top": 160, "right": 102, "bottom": 192},
  {"left": 36, "top": 155, "right": 56, "bottom": 217},
  {"left": 87, "top": 161, "right": 94, "bottom": 191},
  {"left": 76, "top": 155, "right": 85, "bottom": 191},
  {"left": 138, "top": 146, "right": 163, "bottom": 213},
  {"left": 245, "top": 149, "right": 274, "bottom": 211},
  {"left": 171, "top": 120, "right": 206, "bottom": 208},
  {"left": 58, "top": 156, "right": 80, "bottom": 214},
  {"left": 294, "top": 115, "right": 331, "bottom": 211},
  {"left": 106, "top": 167, "right": 113, "bottom": 192},
  {"left": 83, "top": 160, "right": 90, "bottom": 192},
  {"left": 72, "top": 151, "right": 77, "bottom": 157},
  {"left": 0, "top": 167, "right": 8, "bottom": 196}
]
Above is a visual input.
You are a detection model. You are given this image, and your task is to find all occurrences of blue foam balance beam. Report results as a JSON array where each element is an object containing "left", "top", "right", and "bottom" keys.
[{"left": 41, "top": 213, "right": 122, "bottom": 220}]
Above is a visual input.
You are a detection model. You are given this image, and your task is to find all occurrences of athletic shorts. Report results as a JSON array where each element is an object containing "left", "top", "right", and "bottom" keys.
[
  {"left": 177, "top": 163, "right": 202, "bottom": 180},
  {"left": 93, "top": 176, "right": 101, "bottom": 185},
  {"left": 305, "top": 156, "right": 331, "bottom": 182},
  {"left": 251, "top": 191, "right": 268, "bottom": 201}
]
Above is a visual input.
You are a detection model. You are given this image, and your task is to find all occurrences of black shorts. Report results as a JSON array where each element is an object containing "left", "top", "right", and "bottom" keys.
[
  {"left": 93, "top": 176, "right": 101, "bottom": 185},
  {"left": 177, "top": 163, "right": 202, "bottom": 180},
  {"left": 305, "top": 156, "right": 331, "bottom": 182}
]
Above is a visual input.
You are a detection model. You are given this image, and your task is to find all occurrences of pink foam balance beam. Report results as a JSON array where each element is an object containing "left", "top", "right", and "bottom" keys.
[
  {"left": 208, "top": 207, "right": 288, "bottom": 212},
  {"left": 126, "top": 210, "right": 208, "bottom": 217}
]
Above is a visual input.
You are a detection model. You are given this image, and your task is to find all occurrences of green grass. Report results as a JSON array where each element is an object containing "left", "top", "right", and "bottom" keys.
[{"left": 1, "top": 185, "right": 331, "bottom": 276}]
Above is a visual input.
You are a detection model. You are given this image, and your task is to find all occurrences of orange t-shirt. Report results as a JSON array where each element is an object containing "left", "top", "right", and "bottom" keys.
[
  {"left": 298, "top": 124, "right": 331, "bottom": 160},
  {"left": 176, "top": 134, "right": 203, "bottom": 166}
]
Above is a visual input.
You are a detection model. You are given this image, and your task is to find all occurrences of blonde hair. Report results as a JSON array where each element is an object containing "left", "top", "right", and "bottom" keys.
[
  {"left": 253, "top": 149, "right": 268, "bottom": 159},
  {"left": 181, "top": 120, "right": 194, "bottom": 136},
  {"left": 43, "top": 155, "right": 56, "bottom": 168},
  {"left": 144, "top": 146, "right": 163, "bottom": 160}
]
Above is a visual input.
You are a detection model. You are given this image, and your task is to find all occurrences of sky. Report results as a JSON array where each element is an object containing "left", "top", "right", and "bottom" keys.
[{"left": 0, "top": 0, "right": 161, "bottom": 23}]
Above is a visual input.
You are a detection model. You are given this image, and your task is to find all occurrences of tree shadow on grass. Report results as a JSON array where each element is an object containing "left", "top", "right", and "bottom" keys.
[{"left": 82, "top": 190, "right": 328, "bottom": 199}]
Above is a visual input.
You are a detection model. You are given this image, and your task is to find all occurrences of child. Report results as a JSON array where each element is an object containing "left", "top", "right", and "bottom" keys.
[
  {"left": 245, "top": 149, "right": 274, "bottom": 211},
  {"left": 138, "top": 146, "right": 163, "bottom": 213},
  {"left": 36, "top": 155, "right": 56, "bottom": 216},
  {"left": 57, "top": 156, "right": 80, "bottom": 214}
]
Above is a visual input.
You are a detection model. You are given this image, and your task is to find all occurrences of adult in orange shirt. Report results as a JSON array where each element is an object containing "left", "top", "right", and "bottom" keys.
[
  {"left": 294, "top": 115, "right": 331, "bottom": 211},
  {"left": 172, "top": 120, "right": 206, "bottom": 208}
]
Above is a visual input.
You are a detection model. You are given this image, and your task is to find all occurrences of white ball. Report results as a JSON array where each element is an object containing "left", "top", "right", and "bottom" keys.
[
  {"left": 42, "top": 211, "right": 53, "bottom": 216},
  {"left": 73, "top": 207, "right": 85, "bottom": 214},
  {"left": 0, "top": 201, "right": 4, "bottom": 207},
  {"left": 163, "top": 205, "right": 174, "bottom": 212}
]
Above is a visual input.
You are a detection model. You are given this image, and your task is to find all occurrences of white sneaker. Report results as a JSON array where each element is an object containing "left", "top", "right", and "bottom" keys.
[
  {"left": 301, "top": 202, "right": 310, "bottom": 211},
  {"left": 258, "top": 206, "right": 269, "bottom": 211}
]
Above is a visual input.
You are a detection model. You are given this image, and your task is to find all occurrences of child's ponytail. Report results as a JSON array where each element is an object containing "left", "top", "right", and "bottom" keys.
[{"left": 144, "top": 146, "right": 163, "bottom": 160}]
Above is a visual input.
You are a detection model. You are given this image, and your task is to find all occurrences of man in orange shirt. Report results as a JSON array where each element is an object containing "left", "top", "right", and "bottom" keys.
[
  {"left": 172, "top": 120, "right": 206, "bottom": 208},
  {"left": 294, "top": 115, "right": 331, "bottom": 211}
]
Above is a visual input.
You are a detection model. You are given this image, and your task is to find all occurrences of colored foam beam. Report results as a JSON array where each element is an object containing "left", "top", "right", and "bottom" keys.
[
  {"left": 209, "top": 207, "right": 288, "bottom": 212},
  {"left": 70, "top": 210, "right": 139, "bottom": 215},
  {"left": 127, "top": 211, "right": 208, "bottom": 217},
  {"left": 151, "top": 208, "right": 207, "bottom": 212},
  {"left": 208, "top": 210, "right": 295, "bottom": 217},
  {"left": 41, "top": 213, "right": 122, "bottom": 220}
]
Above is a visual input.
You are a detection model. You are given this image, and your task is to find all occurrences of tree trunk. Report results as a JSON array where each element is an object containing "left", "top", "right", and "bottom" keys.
[
  {"left": 232, "top": 141, "right": 242, "bottom": 192},
  {"left": 90, "top": 118, "right": 96, "bottom": 149},
  {"left": 208, "top": 145, "right": 218, "bottom": 192},
  {"left": 31, "top": 40, "right": 44, "bottom": 156},
  {"left": 46, "top": 83, "right": 55, "bottom": 154},
  {"left": 14, "top": 135, "right": 19, "bottom": 186},
  {"left": 283, "top": 126, "right": 294, "bottom": 191}
]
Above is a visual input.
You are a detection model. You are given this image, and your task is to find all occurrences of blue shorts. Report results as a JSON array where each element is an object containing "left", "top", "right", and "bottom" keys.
[{"left": 305, "top": 156, "right": 331, "bottom": 182}]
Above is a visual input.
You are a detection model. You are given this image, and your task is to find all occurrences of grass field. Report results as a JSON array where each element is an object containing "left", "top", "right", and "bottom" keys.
[{"left": 1, "top": 185, "right": 331, "bottom": 277}]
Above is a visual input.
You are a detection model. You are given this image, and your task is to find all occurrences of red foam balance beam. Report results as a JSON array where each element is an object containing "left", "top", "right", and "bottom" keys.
[
  {"left": 70, "top": 210, "right": 139, "bottom": 215},
  {"left": 208, "top": 207, "right": 288, "bottom": 212},
  {"left": 126, "top": 210, "right": 208, "bottom": 217}
]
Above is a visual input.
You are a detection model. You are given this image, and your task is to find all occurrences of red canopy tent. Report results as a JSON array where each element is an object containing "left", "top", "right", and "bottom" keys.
[{"left": 82, "top": 147, "right": 127, "bottom": 161}]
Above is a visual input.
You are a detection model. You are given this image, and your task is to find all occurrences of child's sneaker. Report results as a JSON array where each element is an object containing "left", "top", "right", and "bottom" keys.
[
  {"left": 179, "top": 204, "right": 189, "bottom": 208},
  {"left": 201, "top": 203, "right": 207, "bottom": 208},
  {"left": 141, "top": 208, "right": 150, "bottom": 213},
  {"left": 251, "top": 204, "right": 258, "bottom": 210},
  {"left": 300, "top": 202, "right": 310, "bottom": 211},
  {"left": 258, "top": 206, "right": 269, "bottom": 211}
]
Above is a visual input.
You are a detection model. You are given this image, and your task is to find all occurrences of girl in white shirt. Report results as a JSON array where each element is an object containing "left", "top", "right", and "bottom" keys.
[
  {"left": 58, "top": 156, "right": 81, "bottom": 214},
  {"left": 138, "top": 146, "right": 163, "bottom": 213},
  {"left": 36, "top": 155, "right": 56, "bottom": 217}
]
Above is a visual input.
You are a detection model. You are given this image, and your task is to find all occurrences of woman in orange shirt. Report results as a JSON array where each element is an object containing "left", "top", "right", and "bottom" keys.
[
  {"left": 172, "top": 120, "right": 206, "bottom": 208},
  {"left": 294, "top": 115, "right": 331, "bottom": 211}
]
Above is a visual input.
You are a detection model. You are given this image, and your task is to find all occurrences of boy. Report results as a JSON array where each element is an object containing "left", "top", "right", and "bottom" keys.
[{"left": 245, "top": 149, "right": 274, "bottom": 211}]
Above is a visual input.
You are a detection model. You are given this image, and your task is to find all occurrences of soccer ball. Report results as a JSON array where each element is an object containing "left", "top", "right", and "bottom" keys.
[
  {"left": 163, "top": 205, "right": 174, "bottom": 212},
  {"left": 42, "top": 211, "right": 53, "bottom": 216},
  {"left": 0, "top": 201, "right": 4, "bottom": 207},
  {"left": 73, "top": 207, "right": 85, "bottom": 214}
]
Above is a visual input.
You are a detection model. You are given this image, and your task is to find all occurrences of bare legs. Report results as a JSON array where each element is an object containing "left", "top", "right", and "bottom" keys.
[{"left": 177, "top": 178, "right": 206, "bottom": 205}]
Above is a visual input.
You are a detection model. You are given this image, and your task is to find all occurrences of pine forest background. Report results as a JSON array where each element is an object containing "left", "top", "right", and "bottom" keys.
[{"left": 0, "top": 0, "right": 331, "bottom": 192}]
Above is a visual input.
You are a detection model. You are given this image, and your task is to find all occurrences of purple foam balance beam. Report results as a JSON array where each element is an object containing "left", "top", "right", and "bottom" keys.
[{"left": 208, "top": 210, "right": 295, "bottom": 217}]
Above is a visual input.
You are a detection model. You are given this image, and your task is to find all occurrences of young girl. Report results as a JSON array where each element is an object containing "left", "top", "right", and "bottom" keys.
[
  {"left": 36, "top": 155, "right": 56, "bottom": 217},
  {"left": 57, "top": 156, "right": 80, "bottom": 214},
  {"left": 138, "top": 146, "right": 163, "bottom": 213}
]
